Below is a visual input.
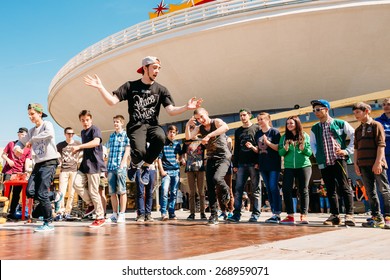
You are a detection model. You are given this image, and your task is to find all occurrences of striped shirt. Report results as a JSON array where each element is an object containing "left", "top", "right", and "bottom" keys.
[
  {"left": 106, "top": 130, "right": 130, "bottom": 171},
  {"left": 159, "top": 139, "right": 182, "bottom": 171}
]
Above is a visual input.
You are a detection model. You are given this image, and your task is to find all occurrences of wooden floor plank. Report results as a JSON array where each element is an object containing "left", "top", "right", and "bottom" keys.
[{"left": 0, "top": 220, "right": 336, "bottom": 260}]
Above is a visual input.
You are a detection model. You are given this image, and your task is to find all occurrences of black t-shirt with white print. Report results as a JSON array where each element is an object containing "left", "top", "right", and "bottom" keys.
[{"left": 113, "top": 79, "right": 175, "bottom": 129}]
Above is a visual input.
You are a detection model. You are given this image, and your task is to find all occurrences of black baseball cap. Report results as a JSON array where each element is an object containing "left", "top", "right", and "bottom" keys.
[{"left": 17, "top": 127, "right": 28, "bottom": 133}]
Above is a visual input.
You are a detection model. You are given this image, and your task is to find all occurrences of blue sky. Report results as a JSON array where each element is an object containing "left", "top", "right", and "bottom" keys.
[{"left": 0, "top": 0, "right": 167, "bottom": 146}]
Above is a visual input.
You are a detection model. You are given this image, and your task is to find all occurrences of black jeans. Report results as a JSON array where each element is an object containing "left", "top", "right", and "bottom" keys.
[
  {"left": 27, "top": 162, "right": 57, "bottom": 223},
  {"left": 282, "top": 166, "right": 312, "bottom": 215},
  {"left": 206, "top": 158, "right": 230, "bottom": 216},
  {"left": 127, "top": 123, "right": 166, "bottom": 165},
  {"left": 32, "top": 191, "right": 56, "bottom": 218},
  {"left": 320, "top": 159, "right": 354, "bottom": 215},
  {"left": 360, "top": 166, "right": 390, "bottom": 217},
  {"left": 3, "top": 173, "right": 22, "bottom": 215}
]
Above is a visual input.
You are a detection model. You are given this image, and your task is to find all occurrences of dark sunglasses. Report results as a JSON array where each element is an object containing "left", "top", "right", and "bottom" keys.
[{"left": 312, "top": 107, "right": 326, "bottom": 112}]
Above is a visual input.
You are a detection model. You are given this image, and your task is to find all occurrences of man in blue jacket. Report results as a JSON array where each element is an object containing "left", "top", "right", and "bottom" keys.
[{"left": 374, "top": 97, "right": 390, "bottom": 214}]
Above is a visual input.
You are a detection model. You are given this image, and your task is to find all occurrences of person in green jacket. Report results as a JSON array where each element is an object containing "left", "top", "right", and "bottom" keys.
[
  {"left": 310, "top": 99, "right": 355, "bottom": 226},
  {"left": 278, "top": 116, "right": 312, "bottom": 224}
]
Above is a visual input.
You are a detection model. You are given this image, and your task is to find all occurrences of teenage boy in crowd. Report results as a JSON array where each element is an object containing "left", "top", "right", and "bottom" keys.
[
  {"left": 353, "top": 102, "right": 390, "bottom": 229},
  {"left": 228, "top": 108, "right": 260, "bottom": 223},
  {"left": 71, "top": 110, "right": 107, "bottom": 228},
  {"left": 106, "top": 115, "right": 130, "bottom": 223},
  {"left": 157, "top": 125, "right": 183, "bottom": 221},
  {"left": 14, "top": 103, "right": 59, "bottom": 232},
  {"left": 310, "top": 99, "right": 356, "bottom": 226},
  {"left": 84, "top": 56, "right": 202, "bottom": 184}
]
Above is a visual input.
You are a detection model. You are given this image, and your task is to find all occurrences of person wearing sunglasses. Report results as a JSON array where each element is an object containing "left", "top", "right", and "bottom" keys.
[
  {"left": 310, "top": 99, "right": 355, "bottom": 226},
  {"left": 56, "top": 127, "right": 82, "bottom": 220}
]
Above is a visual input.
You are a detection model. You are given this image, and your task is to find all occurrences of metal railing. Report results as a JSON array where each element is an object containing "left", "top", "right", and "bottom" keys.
[{"left": 49, "top": 0, "right": 314, "bottom": 92}]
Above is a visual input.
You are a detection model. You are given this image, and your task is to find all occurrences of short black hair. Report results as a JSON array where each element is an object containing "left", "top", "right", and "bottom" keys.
[
  {"left": 79, "top": 110, "right": 92, "bottom": 119},
  {"left": 167, "top": 125, "right": 178, "bottom": 133}
]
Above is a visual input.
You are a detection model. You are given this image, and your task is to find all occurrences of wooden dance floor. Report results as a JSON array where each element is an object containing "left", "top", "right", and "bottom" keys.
[{"left": 0, "top": 216, "right": 337, "bottom": 260}]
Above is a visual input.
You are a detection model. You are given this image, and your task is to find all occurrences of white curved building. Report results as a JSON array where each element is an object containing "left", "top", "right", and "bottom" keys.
[{"left": 48, "top": 0, "right": 390, "bottom": 139}]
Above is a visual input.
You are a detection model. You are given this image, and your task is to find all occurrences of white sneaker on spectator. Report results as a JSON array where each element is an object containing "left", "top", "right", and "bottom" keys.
[
  {"left": 117, "top": 213, "right": 126, "bottom": 223},
  {"left": 106, "top": 212, "right": 118, "bottom": 223}
]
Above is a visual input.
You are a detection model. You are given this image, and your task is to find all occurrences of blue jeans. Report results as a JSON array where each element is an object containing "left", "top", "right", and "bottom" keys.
[
  {"left": 136, "top": 169, "right": 156, "bottom": 216},
  {"left": 320, "top": 197, "right": 330, "bottom": 210},
  {"left": 362, "top": 199, "right": 370, "bottom": 213},
  {"left": 383, "top": 155, "right": 390, "bottom": 213},
  {"left": 360, "top": 166, "right": 390, "bottom": 217},
  {"left": 108, "top": 168, "right": 127, "bottom": 195},
  {"left": 160, "top": 169, "right": 180, "bottom": 215},
  {"left": 261, "top": 170, "right": 281, "bottom": 215},
  {"left": 233, "top": 164, "right": 260, "bottom": 218},
  {"left": 292, "top": 198, "right": 297, "bottom": 213},
  {"left": 27, "top": 162, "right": 58, "bottom": 223}
]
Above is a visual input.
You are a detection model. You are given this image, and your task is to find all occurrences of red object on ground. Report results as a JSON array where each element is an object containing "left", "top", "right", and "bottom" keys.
[{"left": 3, "top": 179, "right": 32, "bottom": 220}]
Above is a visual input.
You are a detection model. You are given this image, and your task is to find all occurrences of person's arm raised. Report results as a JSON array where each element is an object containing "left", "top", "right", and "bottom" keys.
[
  {"left": 165, "top": 97, "right": 203, "bottom": 116},
  {"left": 84, "top": 74, "right": 120, "bottom": 106},
  {"left": 201, "top": 118, "right": 229, "bottom": 145}
]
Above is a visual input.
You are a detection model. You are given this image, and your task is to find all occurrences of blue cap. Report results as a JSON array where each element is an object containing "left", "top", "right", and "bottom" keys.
[{"left": 311, "top": 99, "right": 330, "bottom": 109}]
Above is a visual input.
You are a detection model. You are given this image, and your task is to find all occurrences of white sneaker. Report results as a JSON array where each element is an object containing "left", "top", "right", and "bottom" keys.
[
  {"left": 218, "top": 212, "right": 227, "bottom": 221},
  {"left": 117, "top": 213, "right": 126, "bottom": 223},
  {"left": 106, "top": 212, "right": 118, "bottom": 223},
  {"left": 34, "top": 223, "right": 54, "bottom": 232}
]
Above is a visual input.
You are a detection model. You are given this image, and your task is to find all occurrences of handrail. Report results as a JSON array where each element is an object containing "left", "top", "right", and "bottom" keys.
[{"left": 49, "top": 0, "right": 314, "bottom": 92}]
